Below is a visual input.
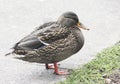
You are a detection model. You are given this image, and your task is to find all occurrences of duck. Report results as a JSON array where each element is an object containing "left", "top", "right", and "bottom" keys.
[{"left": 6, "top": 12, "right": 89, "bottom": 75}]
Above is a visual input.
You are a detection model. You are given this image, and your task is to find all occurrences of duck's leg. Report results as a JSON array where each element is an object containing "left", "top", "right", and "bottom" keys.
[{"left": 54, "top": 62, "right": 69, "bottom": 75}]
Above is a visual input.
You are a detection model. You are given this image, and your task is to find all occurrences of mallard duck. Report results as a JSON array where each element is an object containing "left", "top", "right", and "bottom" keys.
[{"left": 6, "top": 12, "right": 89, "bottom": 75}]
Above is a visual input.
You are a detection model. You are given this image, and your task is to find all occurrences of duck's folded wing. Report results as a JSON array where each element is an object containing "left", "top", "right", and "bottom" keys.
[
  {"left": 12, "top": 22, "right": 55, "bottom": 50},
  {"left": 12, "top": 35, "right": 47, "bottom": 55},
  {"left": 16, "top": 36, "right": 48, "bottom": 50},
  {"left": 12, "top": 24, "right": 70, "bottom": 56},
  {"left": 15, "top": 26, "right": 71, "bottom": 61}
]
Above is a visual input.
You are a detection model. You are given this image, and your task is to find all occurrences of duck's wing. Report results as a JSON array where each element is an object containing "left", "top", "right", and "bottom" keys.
[
  {"left": 12, "top": 22, "right": 70, "bottom": 55},
  {"left": 12, "top": 22, "right": 55, "bottom": 50},
  {"left": 15, "top": 21, "right": 56, "bottom": 45}
]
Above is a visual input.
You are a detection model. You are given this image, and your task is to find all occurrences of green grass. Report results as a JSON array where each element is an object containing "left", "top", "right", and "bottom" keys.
[{"left": 59, "top": 43, "right": 120, "bottom": 84}]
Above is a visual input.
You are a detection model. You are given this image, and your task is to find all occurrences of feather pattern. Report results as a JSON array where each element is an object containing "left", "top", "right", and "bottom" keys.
[{"left": 11, "top": 21, "right": 84, "bottom": 63}]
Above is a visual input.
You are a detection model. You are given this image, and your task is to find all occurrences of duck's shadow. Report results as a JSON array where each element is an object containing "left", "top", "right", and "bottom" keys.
[
  {"left": 27, "top": 64, "right": 71, "bottom": 82},
  {"left": 3, "top": 58, "right": 70, "bottom": 83}
]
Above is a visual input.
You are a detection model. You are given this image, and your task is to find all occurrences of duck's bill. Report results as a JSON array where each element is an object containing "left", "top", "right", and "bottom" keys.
[{"left": 77, "top": 22, "right": 90, "bottom": 31}]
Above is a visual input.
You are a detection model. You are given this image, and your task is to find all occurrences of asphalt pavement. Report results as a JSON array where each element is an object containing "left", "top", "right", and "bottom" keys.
[{"left": 0, "top": 0, "right": 120, "bottom": 84}]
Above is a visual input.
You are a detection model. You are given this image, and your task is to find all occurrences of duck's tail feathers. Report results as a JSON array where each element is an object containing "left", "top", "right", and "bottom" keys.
[
  {"left": 5, "top": 50, "right": 15, "bottom": 56},
  {"left": 5, "top": 42, "right": 20, "bottom": 56}
]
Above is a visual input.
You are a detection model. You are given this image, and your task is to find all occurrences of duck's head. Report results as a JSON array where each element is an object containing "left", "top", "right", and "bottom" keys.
[{"left": 57, "top": 12, "right": 89, "bottom": 30}]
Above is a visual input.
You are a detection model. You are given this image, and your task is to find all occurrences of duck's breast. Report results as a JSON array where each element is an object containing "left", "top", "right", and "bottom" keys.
[{"left": 70, "top": 27, "right": 84, "bottom": 53}]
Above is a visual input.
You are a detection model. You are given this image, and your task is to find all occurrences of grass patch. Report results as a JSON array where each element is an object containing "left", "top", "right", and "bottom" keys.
[{"left": 59, "top": 43, "right": 120, "bottom": 84}]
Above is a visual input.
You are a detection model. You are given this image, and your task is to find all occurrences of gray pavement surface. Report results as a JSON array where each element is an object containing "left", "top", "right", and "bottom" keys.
[{"left": 0, "top": 0, "right": 120, "bottom": 84}]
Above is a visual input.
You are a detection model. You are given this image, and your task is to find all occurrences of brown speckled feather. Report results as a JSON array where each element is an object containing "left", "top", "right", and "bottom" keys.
[{"left": 13, "top": 22, "right": 84, "bottom": 63}]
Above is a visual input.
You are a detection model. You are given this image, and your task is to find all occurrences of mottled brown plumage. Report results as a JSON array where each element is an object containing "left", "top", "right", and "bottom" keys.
[
  {"left": 13, "top": 22, "right": 84, "bottom": 63},
  {"left": 8, "top": 12, "right": 89, "bottom": 75}
]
